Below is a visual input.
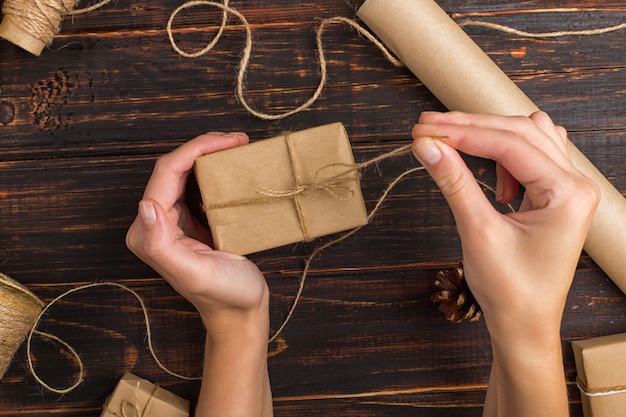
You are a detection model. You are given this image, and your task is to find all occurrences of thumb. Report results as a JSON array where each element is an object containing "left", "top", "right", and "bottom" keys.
[
  {"left": 137, "top": 199, "right": 172, "bottom": 256},
  {"left": 132, "top": 199, "right": 203, "bottom": 277},
  {"left": 412, "top": 137, "right": 493, "bottom": 230}
]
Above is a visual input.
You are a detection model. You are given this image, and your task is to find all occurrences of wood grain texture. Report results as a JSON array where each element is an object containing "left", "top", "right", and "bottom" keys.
[{"left": 0, "top": 0, "right": 625, "bottom": 415}]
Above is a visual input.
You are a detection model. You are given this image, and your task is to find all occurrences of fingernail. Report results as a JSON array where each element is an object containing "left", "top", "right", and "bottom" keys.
[
  {"left": 139, "top": 201, "right": 157, "bottom": 226},
  {"left": 225, "top": 132, "right": 246, "bottom": 138},
  {"left": 412, "top": 138, "right": 442, "bottom": 166},
  {"left": 495, "top": 179, "right": 504, "bottom": 202}
]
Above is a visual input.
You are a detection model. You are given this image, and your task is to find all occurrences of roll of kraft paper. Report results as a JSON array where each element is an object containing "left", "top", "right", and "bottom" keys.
[{"left": 357, "top": 0, "right": 626, "bottom": 292}]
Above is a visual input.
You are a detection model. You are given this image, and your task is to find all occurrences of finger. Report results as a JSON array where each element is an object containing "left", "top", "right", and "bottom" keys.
[
  {"left": 412, "top": 122, "right": 563, "bottom": 191},
  {"left": 419, "top": 111, "right": 571, "bottom": 168},
  {"left": 128, "top": 198, "right": 254, "bottom": 302},
  {"left": 412, "top": 136, "right": 497, "bottom": 230},
  {"left": 529, "top": 111, "right": 569, "bottom": 156},
  {"left": 131, "top": 199, "right": 221, "bottom": 294},
  {"left": 143, "top": 132, "right": 249, "bottom": 209}
]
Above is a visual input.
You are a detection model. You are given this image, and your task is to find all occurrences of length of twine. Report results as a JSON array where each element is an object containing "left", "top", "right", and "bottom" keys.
[
  {"left": 268, "top": 143, "right": 423, "bottom": 343},
  {"left": 577, "top": 377, "right": 626, "bottom": 397},
  {"left": 459, "top": 19, "right": 626, "bottom": 38},
  {"left": 167, "top": 2, "right": 626, "bottom": 121},
  {"left": 1, "top": 0, "right": 111, "bottom": 49},
  {"left": 26, "top": 282, "right": 200, "bottom": 395},
  {"left": 166, "top": 0, "right": 403, "bottom": 121}
]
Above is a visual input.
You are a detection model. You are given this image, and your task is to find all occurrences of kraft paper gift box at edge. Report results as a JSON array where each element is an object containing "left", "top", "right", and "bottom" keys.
[
  {"left": 572, "top": 333, "right": 626, "bottom": 417},
  {"left": 194, "top": 122, "right": 368, "bottom": 256},
  {"left": 101, "top": 372, "right": 190, "bottom": 417}
]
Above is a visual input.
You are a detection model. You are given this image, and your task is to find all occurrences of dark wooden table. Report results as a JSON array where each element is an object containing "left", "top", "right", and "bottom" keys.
[{"left": 1, "top": 0, "right": 625, "bottom": 415}]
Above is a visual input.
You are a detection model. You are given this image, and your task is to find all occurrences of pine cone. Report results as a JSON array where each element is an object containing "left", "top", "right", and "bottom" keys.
[{"left": 431, "top": 263, "right": 482, "bottom": 323}]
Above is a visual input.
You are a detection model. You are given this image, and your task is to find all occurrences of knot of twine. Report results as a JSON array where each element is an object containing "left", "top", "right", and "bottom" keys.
[
  {"left": 577, "top": 376, "right": 626, "bottom": 398},
  {"left": 167, "top": 1, "right": 626, "bottom": 121},
  {"left": 1, "top": 0, "right": 111, "bottom": 48},
  {"left": 256, "top": 173, "right": 357, "bottom": 202}
]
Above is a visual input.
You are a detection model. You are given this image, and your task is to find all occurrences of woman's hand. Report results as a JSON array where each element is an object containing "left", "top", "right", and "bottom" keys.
[
  {"left": 412, "top": 111, "right": 599, "bottom": 417},
  {"left": 126, "top": 131, "right": 273, "bottom": 416},
  {"left": 126, "top": 132, "right": 270, "bottom": 337},
  {"left": 412, "top": 111, "right": 599, "bottom": 332}
]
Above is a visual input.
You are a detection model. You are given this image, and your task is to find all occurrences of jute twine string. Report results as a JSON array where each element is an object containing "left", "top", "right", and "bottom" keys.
[
  {"left": 70, "top": 0, "right": 112, "bottom": 15},
  {"left": 577, "top": 377, "right": 626, "bottom": 398},
  {"left": 166, "top": 1, "right": 403, "bottom": 121},
  {"left": 166, "top": 2, "right": 626, "bottom": 121},
  {"left": 285, "top": 132, "right": 313, "bottom": 241},
  {"left": 266, "top": 143, "right": 425, "bottom": 343},
  {"left": 459, "top": 19, "right": 626, "bottom": 38},
  {"left": 24, "top": 281, "right": 199, "bottom": 395},
  {"left": 0, "top": 0, "right": 111, "bottom": 48}
]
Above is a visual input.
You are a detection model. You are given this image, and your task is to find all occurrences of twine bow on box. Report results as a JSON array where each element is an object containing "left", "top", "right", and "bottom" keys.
[{"left": 204, "top": 132, "right": 362, "bottom": 243}]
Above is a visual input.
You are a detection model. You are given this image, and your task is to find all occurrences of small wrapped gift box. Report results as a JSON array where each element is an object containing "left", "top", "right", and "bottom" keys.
[
  {"left": 194, "top": 122, "right": 368, "bottom": 255},
  {"left": 101, "top": 372, "right": 190, "bottom": 417},
  {"left": 572, "top": 333, "right": 626, "bottom": 417}
]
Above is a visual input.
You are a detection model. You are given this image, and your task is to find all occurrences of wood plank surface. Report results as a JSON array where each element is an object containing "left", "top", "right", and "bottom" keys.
[{"left": 0, "top": 0, "right": 625, "bottom": 415}]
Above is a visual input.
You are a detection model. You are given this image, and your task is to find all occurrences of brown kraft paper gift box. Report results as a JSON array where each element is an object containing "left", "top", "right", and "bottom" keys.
[
  {"left": 101, "top": 372, "right": 190, "bottom": 417},
  {"left": 572, "top": 333, "right": 626, "bottom": 417},
  {"left": 194, "top": 122, "right": 368, "bottom": 255}
]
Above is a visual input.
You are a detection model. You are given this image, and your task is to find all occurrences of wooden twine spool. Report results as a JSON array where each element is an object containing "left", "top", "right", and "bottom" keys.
[
  {"left": 0, "top": 272, "right": 44, "bottom": 379},
  {"left": 0, "top": 0, "right": 111, "bottom": 56}
]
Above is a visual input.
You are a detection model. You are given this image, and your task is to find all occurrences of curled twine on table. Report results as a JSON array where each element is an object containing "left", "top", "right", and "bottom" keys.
[
  {"left": 166, "top": 1, "right": 626, "bottom": 121},
  {"left": 26, "top": 282, "right": 200, "bottom": 395},
  {"left": 576, "top": 377, "right": 626, "bottom": 397},
  {"left": 166, "top": 0, "right": 403, "bottom": 121},
  {"left": 0, "top": 0, "right": 112, "bottom": 48}
]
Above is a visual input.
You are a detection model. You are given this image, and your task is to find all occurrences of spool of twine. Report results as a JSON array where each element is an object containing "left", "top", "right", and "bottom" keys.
[
  {"left": 0, "top": 0, "right": 111, "bottom": 56},
  {"left": 0, "top": 272, "right": 44, "bottom": 379}
]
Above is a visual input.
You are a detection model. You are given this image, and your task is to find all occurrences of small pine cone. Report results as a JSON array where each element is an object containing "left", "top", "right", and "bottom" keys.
[{"left": 431, "top": 263, "right": 482, "bottom": 323}]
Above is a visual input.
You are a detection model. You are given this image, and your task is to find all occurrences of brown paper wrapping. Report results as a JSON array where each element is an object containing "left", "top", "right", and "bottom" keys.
[
  {"left": 358, "top": 0, "right": 626, "bottom": 291},
  {"left": 194, "top": 122, "right": 368, "bottom": 255},
  {"left": 101, "top": 372, "right": 190, "bottom": 417},
  {"left": 572, "top": 333, "right": 626, "bottom": 417},
  {"left": 0, "top": 17, "right": 46, "bottom": 56}
]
